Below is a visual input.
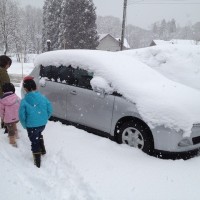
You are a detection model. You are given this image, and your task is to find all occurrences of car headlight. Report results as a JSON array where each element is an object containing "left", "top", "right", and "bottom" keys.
[{"left": 178, "top": 138, "right": 192, "bottom": 147}]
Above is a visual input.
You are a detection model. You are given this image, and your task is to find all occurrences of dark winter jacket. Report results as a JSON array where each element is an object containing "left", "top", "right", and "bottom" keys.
[{"left": 0, "top": 67, "right": 10, "bottom": 97}]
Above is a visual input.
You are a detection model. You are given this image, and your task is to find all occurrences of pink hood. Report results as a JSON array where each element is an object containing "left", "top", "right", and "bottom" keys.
[
  {"left": 1, "top": 93, "right": 19, "bottom": 106},
  {"left": 0, "top": 93, "right": 21, "bottom": 123}
]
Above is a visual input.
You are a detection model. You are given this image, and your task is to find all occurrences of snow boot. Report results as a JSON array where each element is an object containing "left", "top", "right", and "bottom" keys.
[
  {"left": 4, "top": 126, "right": 8, "bottom": 134},
  {"left": 1, "top": 121, "right": 8, "bottom": 134},
  {"left": 1, "top": 121, "right": 3, "bottom": 129},
  {"left": 15, "top": 131, "right": 19, "bottom": 139},
  {"left": 9, "top": 136, "right": 17, "bottom": 147},
  {"left": 33, "top": 153, "right": 41, "bottom": 168},
  {"left": 40, "top": 135, "right": 46, "bottom": 155}
]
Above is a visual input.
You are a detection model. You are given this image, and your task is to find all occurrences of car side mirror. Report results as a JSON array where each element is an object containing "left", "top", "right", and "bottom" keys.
[
  {"left": 93, "top": 86, "right": 106, "bottom": 97},
  {"left": 39, "top": 77, "right": 46, "bottom": 87},
  {"left": 91, "top": 76, "right": 113, "bottom": 96}
]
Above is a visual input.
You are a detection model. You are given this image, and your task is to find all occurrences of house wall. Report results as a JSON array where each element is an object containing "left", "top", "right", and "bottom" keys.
[{"left": 96, "top": 35, "right": 121, "bottom": 51}]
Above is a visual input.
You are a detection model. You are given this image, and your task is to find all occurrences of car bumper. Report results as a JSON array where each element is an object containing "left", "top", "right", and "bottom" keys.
[
  {"left": 153, "top": 148, "right": 200, "bottom": 160},
  {"left": 151, "top": 124, "right": 200, "bottom": 152}
]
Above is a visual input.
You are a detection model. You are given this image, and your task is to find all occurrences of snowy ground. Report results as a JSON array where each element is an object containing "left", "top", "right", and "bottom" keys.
[
  {"left": 1, "top": 108, "right": 200, "bottom": 200},
  {"left": 1, "top": 48, "right": 200, "bottom": 200}
]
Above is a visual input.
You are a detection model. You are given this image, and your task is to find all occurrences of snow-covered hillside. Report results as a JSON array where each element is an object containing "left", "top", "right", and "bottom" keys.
[{"left": 121, "top": 44, "right": 200, "bottom": 91}]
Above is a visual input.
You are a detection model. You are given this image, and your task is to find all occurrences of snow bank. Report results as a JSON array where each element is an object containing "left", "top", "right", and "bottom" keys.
[
  {"left": 121, "top": 45, "right": 200, "bottom": 90},
  {"left": 2, "top": 119, "right": 200, "bottom": 200},
  {"left": 8, "top": 62, "right": 34, "bottom": 75},
  {"left": 34, "top": 50, "right": 200, "bottom": 136}
]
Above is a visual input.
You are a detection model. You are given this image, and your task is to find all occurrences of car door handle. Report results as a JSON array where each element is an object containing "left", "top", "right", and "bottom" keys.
[{"left": 70, "top": 90, "right": 77, "bottom": 95}]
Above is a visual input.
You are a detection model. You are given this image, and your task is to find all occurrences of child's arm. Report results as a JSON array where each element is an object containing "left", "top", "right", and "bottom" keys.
[
  {"left": 0, "top": 101, "right": 5, "bottom": 120},
  {"left": 46, "top": 98, "right": 53, "bottom": 119},
  {"left": 18, "top": 100, "right": 26, "bottom": 129}
]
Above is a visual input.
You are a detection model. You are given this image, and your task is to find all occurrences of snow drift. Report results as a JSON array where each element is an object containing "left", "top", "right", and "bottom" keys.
[{"left": 121, "top": 44, "right": 200, "bottom": 91}]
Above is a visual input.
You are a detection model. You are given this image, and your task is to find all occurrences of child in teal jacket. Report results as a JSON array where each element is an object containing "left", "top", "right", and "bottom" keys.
[{"left": 19, "top": 77, "right": 52, "bottom": 168}]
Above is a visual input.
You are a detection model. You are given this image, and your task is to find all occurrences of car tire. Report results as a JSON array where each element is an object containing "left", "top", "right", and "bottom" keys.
[{"left": 117, "top": 120, "right": 154, "bottom": 155}]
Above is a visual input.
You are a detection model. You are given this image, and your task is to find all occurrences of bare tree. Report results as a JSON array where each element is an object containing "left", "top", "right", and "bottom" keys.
[
  {"left": 16, "top": 5, "right": 43, "bottom": 61},
  {"left": 0, "top": 0, "right": 20, "bottom": 55}
]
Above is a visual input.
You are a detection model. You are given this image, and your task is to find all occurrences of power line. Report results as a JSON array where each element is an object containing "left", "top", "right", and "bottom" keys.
[
  {"left": 128, "top": 3, "right": 200, "bottom": 4},
  {"left": 128, "top": 0, "right": 200, "bottom": 5}
]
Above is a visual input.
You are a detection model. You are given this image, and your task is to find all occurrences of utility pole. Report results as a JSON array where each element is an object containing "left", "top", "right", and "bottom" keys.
[
  {"left": 46, "top": 40, "right": 51, "bottom": 51},
  {"left": 120, "top": 0, "right": 127, "bottom": 51}
]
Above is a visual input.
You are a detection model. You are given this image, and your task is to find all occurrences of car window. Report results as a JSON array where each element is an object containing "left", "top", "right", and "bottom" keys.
[
  {"left": 40, "top": 65, "right": 75, "bottom": 85},
  {"left": 58, "top": 65, "right": 75, "bottom": 84},
  {"left": 40, "top": 65, "right": 51, "bottom": 79},
  {"left": 51, "top": 66, "right": 59, "bottom": 81},
  {"left": 40, "top": 65, "right": 58, "bottom": 81},
  {"left": 73, "top": 67, "right": 93, "bottom": 90},
  {"left": 39, "top": 65, "right": 93, "bottom": 89}
]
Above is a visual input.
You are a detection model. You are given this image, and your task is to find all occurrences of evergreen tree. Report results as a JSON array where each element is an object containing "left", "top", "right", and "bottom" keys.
[
  {"left": 42, "top": 0, "right": 62, "bottom": 51},
  {"left": 60, "top": 0, "right": 99, "bottom": 49},
  {"left": 192, "top": 22, "right": 200, "bottom": 43},
  {"left": 159, "top": 19, "right": 167, "bottom": 39},
  {"left": 152, "top": 22, "right": 159, "bottom": 34},
  {"left": 0, "top": 0, "right": 20, "bottom": 55},
  {"left": 169, "top": 19, "right": 176, "bottom": 33}
]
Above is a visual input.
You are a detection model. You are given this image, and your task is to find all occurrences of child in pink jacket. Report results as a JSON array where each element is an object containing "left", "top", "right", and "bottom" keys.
[{"left": 0, "top": 83, "right": 20, "bottom": 147}]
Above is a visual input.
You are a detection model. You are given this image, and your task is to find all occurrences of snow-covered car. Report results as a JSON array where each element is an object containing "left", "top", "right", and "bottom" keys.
[{"left": 23, "top": 49, "right": 200, "bottom": 157}]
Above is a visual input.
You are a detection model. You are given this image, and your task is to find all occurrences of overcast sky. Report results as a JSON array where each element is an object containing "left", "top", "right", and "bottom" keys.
[{"left": 18, "top": 0, "right": 200, "bottom": 29}]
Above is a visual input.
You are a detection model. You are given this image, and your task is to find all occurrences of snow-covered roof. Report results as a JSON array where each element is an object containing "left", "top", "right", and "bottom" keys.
[
  {"left": 34, "top": 49, "right": 200, "bottom": 137},
  {"left": 152, "top": 39, "right": 199, "bottom": 46},
  {"left": 152, "top": 40, "right": 169, "bottom": 45},
  {"left": 98, "top": 34, "right": 130, "bottom": 49},
  {"left": 98, "top": 34, "right": 108, "bottom": 41},
  {"left": 170, "top": 39, "right": 199, "bottom": 45},
  {"left": 115, "top": 37, "right": 130, "bottom": 49}
]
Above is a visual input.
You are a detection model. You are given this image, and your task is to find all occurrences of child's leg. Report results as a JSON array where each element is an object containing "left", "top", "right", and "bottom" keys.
[
  {"left": 27, "top": 126, "right": 45, "bottom": 168},
  {"left": 6, "top": 123, "right": 17, "bottom": 147},
  {"left": 27, "top": 128, "right": 41, "bottom": 153},
  {"left": 13, "top": 123, "right": 19, "bottom": 139},
  {"left": 1, "top": 119, "right": 3, "bottom": 129},
  {"left": 39, "top": 135, "right": 46, "bottom": 155},
  {"left": 1, "top": 119, "right": 8, "bottom": 134}
]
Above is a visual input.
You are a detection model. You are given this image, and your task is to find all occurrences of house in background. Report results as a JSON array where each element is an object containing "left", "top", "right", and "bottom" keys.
[
  {"left": 97, "top": 34, "right": 130, "bottom": 51},
  {"left": 150, "top": 39, "right": 200, "bottom": 46},
  {"left": 150, "top": 40, "right": 169, "bottom": 46}
]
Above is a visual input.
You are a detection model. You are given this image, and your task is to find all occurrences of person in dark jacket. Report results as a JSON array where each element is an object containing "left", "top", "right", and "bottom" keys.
[
  {"left": 0, "top": 55, "right": 11, "bottom": 97},
  {"left": 19, "top": 77, "right": 53, "bottom": 168},
  {"left": 0, "top": 55, "right": 12, "bottom": 133}
]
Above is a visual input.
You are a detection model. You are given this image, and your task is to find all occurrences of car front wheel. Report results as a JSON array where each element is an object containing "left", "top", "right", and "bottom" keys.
[{"left": 117, "top": 120, "right": 154, "bottom": 155}]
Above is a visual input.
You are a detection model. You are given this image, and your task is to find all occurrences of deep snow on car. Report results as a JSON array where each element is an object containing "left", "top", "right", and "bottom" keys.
[{"left": 23, "top": 49, "right": 200, "bottom": 157}]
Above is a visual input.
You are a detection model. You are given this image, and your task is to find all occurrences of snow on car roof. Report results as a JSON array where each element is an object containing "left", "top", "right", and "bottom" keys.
[{"left": 34, "top": 49, "right": 200, "bottom": 137}]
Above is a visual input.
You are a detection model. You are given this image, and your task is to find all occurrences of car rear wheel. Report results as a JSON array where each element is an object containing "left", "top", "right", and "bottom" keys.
[{"left": 117, "top": 120, "right": 154, "bottom": 155}]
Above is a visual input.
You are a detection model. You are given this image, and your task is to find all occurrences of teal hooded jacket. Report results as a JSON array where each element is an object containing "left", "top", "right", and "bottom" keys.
[{"left": 19, "top": 91, "right": 53, "bottom": 129}]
